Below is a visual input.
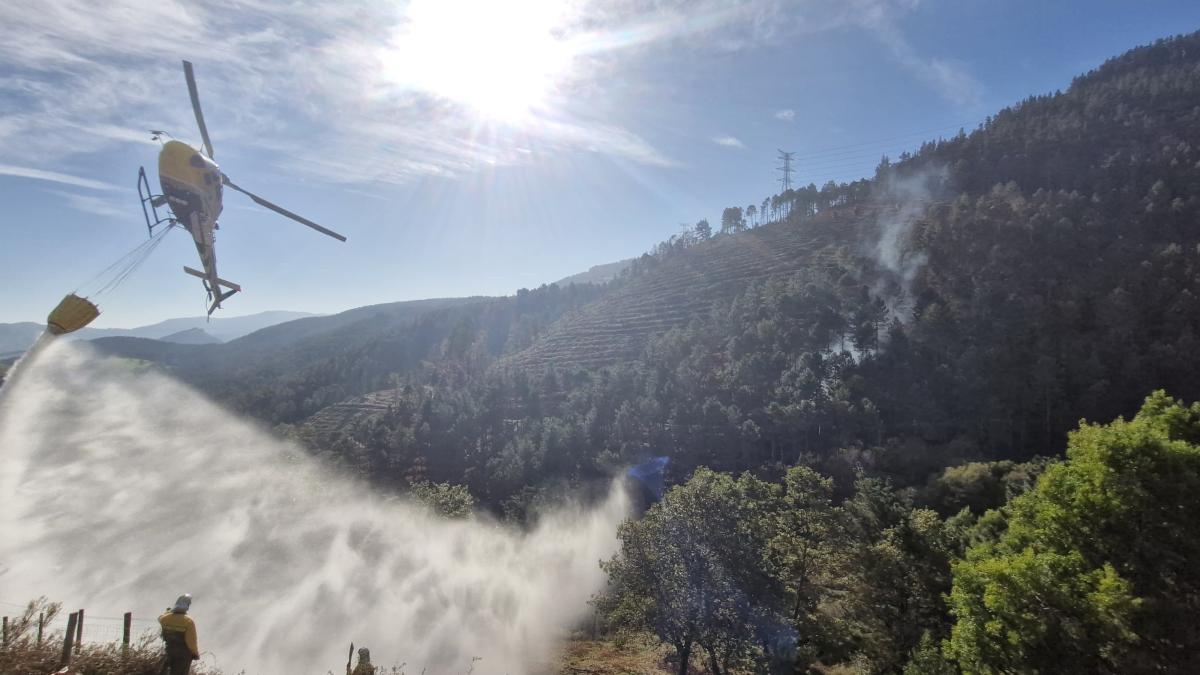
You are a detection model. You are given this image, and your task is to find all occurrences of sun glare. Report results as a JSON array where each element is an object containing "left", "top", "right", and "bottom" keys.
[{"left": 382, "top": 0, "right": 576, "bottom": 122}]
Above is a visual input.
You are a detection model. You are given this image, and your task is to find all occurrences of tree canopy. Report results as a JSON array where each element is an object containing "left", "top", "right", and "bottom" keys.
[{"left": 948, "top": 391, "right": 1200, "bottom": 673}]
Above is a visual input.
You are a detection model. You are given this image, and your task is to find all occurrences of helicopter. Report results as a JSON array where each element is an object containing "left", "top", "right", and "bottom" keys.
[{"left": 138, "top": 60, "right": 346, "bottom": 316}]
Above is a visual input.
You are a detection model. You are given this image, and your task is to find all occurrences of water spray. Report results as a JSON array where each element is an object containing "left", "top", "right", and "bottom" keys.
[{"left": 0, "top": 342, "right": 630, "bottom": 673}]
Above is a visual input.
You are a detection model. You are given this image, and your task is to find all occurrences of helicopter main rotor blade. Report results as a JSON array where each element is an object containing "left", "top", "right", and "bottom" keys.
[
  {"left": 182, "top": 60, "right": 215, "bottom": 159},
  {"left": 222, "top": 175, "right": 347, "bottom": 242}
]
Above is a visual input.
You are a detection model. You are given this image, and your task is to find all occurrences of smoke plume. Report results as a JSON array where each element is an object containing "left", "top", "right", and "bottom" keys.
[
  {"left": 0, "top": 341, "right": 629, "bottom": 674},
  {"left": 868, "top": 166, "right": 946, "bottom": 319}
]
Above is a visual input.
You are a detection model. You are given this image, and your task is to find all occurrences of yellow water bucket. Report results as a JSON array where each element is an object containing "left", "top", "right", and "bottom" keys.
[{"left": 47, "top": 294, "right": 100, "bottom": 335}]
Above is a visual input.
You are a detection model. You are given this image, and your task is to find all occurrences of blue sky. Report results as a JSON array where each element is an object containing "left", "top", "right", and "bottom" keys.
[{"left": 1, "top": 0, "right": 1198, "bottom": 327}]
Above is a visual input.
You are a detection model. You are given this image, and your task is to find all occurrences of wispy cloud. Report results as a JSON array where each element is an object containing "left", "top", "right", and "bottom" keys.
[
  {"left": 580, "top": 0, "right": 982, "bottom": 107},
  {"left": 0, "top": 163, "right": 118, "bottom": 191},
  {"left": 869, "top": 30, "right": 981, "bottom": 106},
  {"left": 0, "top": 0, "right": 978, "bottom": 187},
  {"left": 711, "top": 135, "right": 747, "bottom": 149},
  {"left": 542, "top": 0, "right": 984, "bottom": 109},
  {"left": 45, "top": 189, "right": 127, "bottom": 218},
  {"left": 546, "top": 119, "right": 681, "bottom": 168},
  {"left": 843, "top": 1, "right": 983, "bottom": 107},
  {"left": 773, "top": 109, "right": 795, "bottom": 122},
  {"left": 0, "top": 0, "right": 680, "bottom": 184}
]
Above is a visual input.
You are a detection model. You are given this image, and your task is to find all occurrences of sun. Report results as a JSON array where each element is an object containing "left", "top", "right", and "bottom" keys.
[{"left": 381, "top": 0, "right": 576, "bottom": 123}]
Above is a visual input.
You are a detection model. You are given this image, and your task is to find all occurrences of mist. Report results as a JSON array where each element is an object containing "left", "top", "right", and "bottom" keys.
[{"left": 0, "top": 341, "right": 630, "bottom": 674}]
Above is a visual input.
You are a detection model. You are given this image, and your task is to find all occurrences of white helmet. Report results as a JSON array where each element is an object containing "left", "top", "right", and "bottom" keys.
[{"left": 172, "top": 594, "right": 192, "bottom": 612}]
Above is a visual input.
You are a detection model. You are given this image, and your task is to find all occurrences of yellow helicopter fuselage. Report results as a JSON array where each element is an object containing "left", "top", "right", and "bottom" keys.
[
  {"left": 158, "top": 139, "right": 223, "bottom": 227},
  {"left": 157, "top": 140, "right": 237, "bottom": 313}
]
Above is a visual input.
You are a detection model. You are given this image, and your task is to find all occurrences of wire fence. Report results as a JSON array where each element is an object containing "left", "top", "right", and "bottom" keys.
[
  {"left": 1, "top": 599, "right": 161, "bottom": 651},
  {"left": 46, "top": 612, "right": 159, "bottom": 645}
]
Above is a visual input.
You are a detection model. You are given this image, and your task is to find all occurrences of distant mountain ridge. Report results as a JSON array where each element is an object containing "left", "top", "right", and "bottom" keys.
[
  {"left": 0, "top": 310, "right": 315, "bottom": 354},
  {"left": 0, "top": 323, "right": 43, "bottom": 357},
  {"left": 161, "top": 328, "right": 222, "bottom": 345},
  {"left": 89, "top": 291, "right": 604, "bottom": 423}
]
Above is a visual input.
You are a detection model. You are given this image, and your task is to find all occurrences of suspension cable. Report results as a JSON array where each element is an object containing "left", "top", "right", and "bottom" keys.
[{"left": 77, "top": 224, "right": 177, "bottom": 299}]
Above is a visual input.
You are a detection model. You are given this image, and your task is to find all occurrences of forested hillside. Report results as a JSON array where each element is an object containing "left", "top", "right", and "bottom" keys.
[
  {"left": 505, "top": 206, "right": 860, "bottom": 372},
  {"left": 84, "top": 32, "right": 1200, "bottom": 672},
  {"left": 93, "top": 32, "right": 1200, "bottom": 507},
  {"left": 93, "top": 290, "right": 603, "bottom": 422},
  {"left": 275, "top": 32, "right": 1200, "bottom": 508}
]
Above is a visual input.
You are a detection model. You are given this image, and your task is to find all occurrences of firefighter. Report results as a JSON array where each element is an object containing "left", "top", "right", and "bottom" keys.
[
  {"left": 158, "top": 594, "right": 199, "bottom": 674},
  {"left": 349, "top": 646, "right": 376, "bottom": 675}
]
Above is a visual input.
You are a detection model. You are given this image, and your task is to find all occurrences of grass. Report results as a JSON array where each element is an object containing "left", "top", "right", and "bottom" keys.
[
  {"left": 555, "top": 633, "right": 737, "bottom": 675},
  {"left": 0, "top": 599, "right": 222, "bottom": 675},
  {"left": 556, "top": 635, "right": 675, "bottom": 675},
  {"left": 3, "top": 599, "right": 727, "bottom": 675}
]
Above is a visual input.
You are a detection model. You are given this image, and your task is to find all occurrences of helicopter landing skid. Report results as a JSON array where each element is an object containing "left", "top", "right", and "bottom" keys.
[{"left": 137, "top": 166, "right": 176, "bottom": 237}]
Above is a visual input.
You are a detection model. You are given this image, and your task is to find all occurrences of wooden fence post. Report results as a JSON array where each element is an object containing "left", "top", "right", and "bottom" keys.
[
  {"left": 37, "top": 612, "right": 44, "bottom": 646},
  {"left": 3, "top": 615, "right": 8, "bottom": 647},
  {"left": 122, "top": 612, "right": 132, "bottom": 654},
  {"left": 74, "top": 608, "right": 83, "bottom": 652},
  {"left": 61, "top": 612, "right": 77, "bottom": 667}
]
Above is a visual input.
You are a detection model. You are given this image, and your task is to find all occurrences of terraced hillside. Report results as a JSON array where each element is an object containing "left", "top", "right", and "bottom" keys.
[
  {"left": 300, "top": 206, "right": 890, "bottom": 438},
  {"left": 303, "top": 388, "right": 402, "bottom": 438},
  {"left": 503, "top": 205, "right": 884, "bottom": 371}
]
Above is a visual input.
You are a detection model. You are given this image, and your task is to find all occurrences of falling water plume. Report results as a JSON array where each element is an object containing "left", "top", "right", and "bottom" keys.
[{"left": 0, "top": 341, "right": 630, "bottom": 674}]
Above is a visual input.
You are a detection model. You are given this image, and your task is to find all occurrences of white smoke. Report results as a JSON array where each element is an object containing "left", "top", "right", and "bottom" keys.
[
  {"left": 0, "top": 341, "right": 629, "bottom": 674},
  {"left": 869, "top": 167, "right": 946, "bottom": 320},
  {"left": 873, "top": 169, "right": 944, "bottom": 284}
]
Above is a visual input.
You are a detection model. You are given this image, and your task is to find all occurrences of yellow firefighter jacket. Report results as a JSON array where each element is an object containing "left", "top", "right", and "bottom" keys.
[{"left": 158, "top": 611, "right": 199, "bottom": 658}]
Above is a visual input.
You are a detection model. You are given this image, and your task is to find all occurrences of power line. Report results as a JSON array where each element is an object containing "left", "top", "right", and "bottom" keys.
[
  {"left": 791, "top": 143, "right": 936, "bottom": 167},
  {"left": 794, "top": 120, "right": 1104, "bottom": 187},
  {"left": 774, "top": 120, "right": 986, "bottom": 188},
  {"left": 796, "top": 121, "right": 979, "bottom": 159}
]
